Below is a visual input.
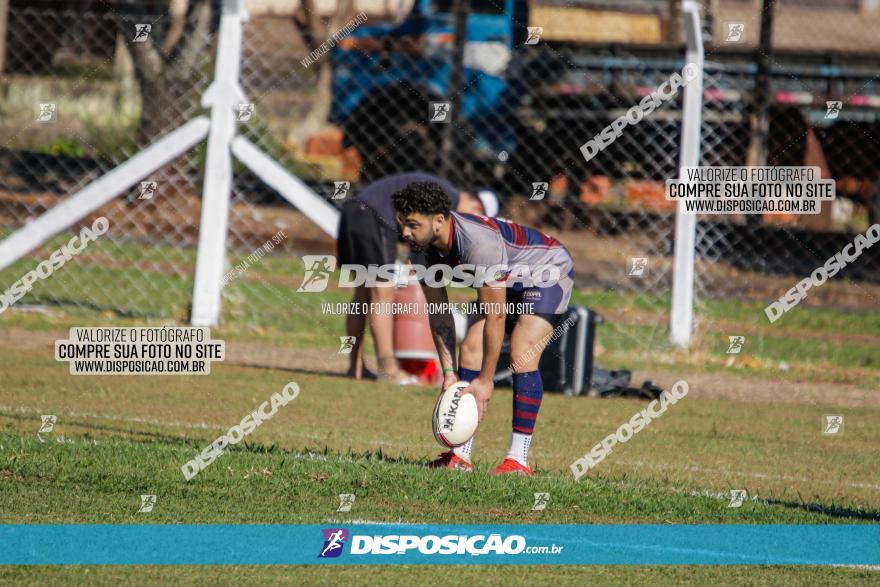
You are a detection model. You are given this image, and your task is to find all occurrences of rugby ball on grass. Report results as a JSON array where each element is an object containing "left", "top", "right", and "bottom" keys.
[{"left": 432, "top": 381, "right": 478, "bottom": 448}]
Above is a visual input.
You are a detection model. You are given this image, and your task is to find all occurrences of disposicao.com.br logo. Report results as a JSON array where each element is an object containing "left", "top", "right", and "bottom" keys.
[
  {"left": 319, "top": 528, "right": 349, "bottom": 558},
  {"left": 298, "top": 255, "right": 562, "bottom": 291},
  {"left": 318, "top": 529, "right": 563, "bottom": 558}
]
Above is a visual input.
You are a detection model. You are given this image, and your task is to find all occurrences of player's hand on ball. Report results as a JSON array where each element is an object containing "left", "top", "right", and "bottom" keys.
[
  {"left": 442, "top": 369, "right": 459, "bottom": 391},
  {"left": 463, "top": 377, "right": 493, "bottom": 423}
]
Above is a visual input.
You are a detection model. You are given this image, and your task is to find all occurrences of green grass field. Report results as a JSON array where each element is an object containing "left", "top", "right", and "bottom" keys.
[{"left": 1, "top": 241, "right": 879, "bottom": 584}]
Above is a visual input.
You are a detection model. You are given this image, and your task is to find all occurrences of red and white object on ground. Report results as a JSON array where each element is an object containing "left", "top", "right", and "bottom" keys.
[
  {"left": 399, "top": 358, "right": 439, "bottom": 385},
  {"left": 393, "top": 278, "right": 439, "bottom": 384},
  {"left": 392, "top": 267, "right": 468, "bottom": 385},
  {"left": 432, "top": 381, "right": 479, "bottom": 448}
]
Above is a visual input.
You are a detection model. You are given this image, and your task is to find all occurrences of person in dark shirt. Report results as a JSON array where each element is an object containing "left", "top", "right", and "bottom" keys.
[{"left": 337, "top": 172, "right": 488, "bottom": 384}]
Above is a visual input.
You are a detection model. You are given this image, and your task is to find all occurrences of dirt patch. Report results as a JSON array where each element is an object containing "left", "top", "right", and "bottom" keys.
[{"left": 224, "top": 340, "right": 351, "bottom": 376}]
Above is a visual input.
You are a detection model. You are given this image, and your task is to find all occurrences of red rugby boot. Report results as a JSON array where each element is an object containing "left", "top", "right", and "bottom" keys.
[
  {"left": 428, "top": 451, "right": 473, "bottom": 471},
  {"left": 491, "top": 457, "right": 534, "bottom": 476}
]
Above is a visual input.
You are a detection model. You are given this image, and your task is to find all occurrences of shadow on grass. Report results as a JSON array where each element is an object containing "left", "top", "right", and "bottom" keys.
[
  {"left": 0, "top": 420, "right": 433, "bottom": 469},
  {"left": 762, "top": 496, "right": 880, "bottom": 522},
  {"left": 0, "top": 412, "right": 209, "bottom": 448},
  {"left": 246, "top": 442, "right": 434, "bottom": 469}
]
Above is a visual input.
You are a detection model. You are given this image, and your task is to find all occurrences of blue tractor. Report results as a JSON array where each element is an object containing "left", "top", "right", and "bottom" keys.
[{"left": 330, "top": 0, "right": 528, "bottom": 185}]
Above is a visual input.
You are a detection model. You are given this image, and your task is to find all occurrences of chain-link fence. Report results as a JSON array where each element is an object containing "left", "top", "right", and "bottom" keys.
[
  {"left": 709, "top": 0, "right": 880, "bottom": 53},
  {"left": 697, "top": 0, "right": 880, "bottom": 310},
  {"left": 1, "top": 0, "right": 879, "bottom": 346},
  {"left": 0, "top": 0, "right": 215, "bottom": 319}
]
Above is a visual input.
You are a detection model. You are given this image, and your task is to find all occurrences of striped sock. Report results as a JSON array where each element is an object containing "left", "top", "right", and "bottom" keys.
[
  {"left": 453, "top": 367, "right": 480, "bottom": 462},
  {"left": 509, "top": 370, "right": 543, "bottom": 466}
]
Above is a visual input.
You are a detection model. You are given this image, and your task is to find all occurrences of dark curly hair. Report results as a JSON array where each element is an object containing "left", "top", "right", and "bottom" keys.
[{"left": 391, "top": 182, "right": 451, "bottom": 218}]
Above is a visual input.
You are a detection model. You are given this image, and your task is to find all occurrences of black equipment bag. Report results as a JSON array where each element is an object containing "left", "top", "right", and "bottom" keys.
[
  {"left": 589, "top": 366, "right": 664, "bottom": 400},
  {"left": 493, "top": 306, "right": 603, "bottom": 396}
]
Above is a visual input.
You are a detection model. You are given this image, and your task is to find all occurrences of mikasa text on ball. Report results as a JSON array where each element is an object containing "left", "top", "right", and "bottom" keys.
[{"left": 432, "top": 381, "right": 479, "bottom": 448}]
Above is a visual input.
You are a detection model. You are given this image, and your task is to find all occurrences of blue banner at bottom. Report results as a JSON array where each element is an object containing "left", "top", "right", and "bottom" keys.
[{"left": 1, "top": 524, "right": 877, "bottom": 565}]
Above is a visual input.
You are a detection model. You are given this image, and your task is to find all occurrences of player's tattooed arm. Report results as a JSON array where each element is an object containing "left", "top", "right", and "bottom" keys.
[
  {"left": 421, "top": 283, "right": 456, "bottom": 372},
  {"left": 434, "top": 322, "right": 456, "bottom": 370}
]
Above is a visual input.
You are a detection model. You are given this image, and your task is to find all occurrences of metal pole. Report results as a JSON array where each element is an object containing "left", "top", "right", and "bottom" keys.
[
  {"left": 748, "top": 0, "right": 775, "bottom": 168},
  {"left": 0, "top": 0, "right": 8, "bottom": 75},
  {"left": 669, "top": 0, "right": 705, "bottom": 348},
  {"left": 441, "top": 0, "right": 468, "bottom": 186}
]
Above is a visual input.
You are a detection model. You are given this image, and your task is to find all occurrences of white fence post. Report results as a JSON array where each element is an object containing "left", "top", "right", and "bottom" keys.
[
  {"left": 669, "top": 0, "right": 705, "bottom": 348},
  {"left": 190, "top": 0, "right": 247, "bottom": 327}
]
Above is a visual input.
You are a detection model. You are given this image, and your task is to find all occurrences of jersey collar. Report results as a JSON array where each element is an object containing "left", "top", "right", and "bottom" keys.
[
  {"left": 432, "top": 212, "right": 456, "bottom": 258},
  {"left": 447, "top": 212, "right": 456, "bottom": 253}
]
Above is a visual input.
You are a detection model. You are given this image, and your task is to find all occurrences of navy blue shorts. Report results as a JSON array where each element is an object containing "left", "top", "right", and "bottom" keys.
[{"left": 466, "top": 268, "right": 575, "bottom": 334}]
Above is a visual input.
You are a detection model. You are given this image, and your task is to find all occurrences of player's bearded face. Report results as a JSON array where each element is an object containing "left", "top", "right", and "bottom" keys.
[{"left": 399, "top": 212, "right": 441, "bottom": 251}]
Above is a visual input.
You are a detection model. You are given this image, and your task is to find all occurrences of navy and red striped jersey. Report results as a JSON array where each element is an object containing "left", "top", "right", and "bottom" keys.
[{"left": 424, "top": 212, "right": 574, "bottom": 288}]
